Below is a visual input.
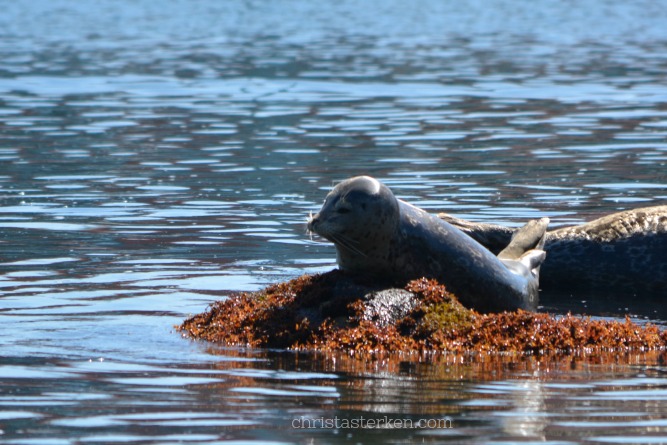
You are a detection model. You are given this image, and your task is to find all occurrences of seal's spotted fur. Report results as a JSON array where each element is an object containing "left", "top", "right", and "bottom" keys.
[{"left": 439, "top": 206, "right": 667, "bottom": 295}]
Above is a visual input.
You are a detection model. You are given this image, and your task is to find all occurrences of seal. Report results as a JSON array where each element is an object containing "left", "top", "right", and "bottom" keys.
[
  {"left": 307, "top": 176, "right": 549, "bottom": 313},
  {"left": 439, "top": 206, "right": 667, "bottom": 296}
]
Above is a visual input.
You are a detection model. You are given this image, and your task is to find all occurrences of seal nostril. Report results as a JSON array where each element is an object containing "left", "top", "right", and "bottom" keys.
[{"left": 308, "top": 216, "right": 320, "bottom": 230}]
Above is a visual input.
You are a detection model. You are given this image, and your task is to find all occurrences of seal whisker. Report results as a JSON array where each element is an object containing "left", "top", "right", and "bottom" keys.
[
  {"left": 306, "top": 211, "right": 314, "bottom": 240},
  {"left": 330, "top": 233, "right": 367, "bottom": 257}
]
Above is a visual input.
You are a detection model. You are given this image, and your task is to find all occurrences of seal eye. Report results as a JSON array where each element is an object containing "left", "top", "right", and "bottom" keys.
[{"left": 337, "top": 207, "right": 351, "bottom": 214}]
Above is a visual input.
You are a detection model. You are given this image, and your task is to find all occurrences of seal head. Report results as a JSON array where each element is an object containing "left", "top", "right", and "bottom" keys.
[{"left": 308, "top": 176, "right": 399, "bottom": 276}]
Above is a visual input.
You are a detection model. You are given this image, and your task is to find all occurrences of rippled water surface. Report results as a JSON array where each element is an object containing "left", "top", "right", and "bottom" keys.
[{"left": 1, "top": 1, "right": 667, "bottom": 443}]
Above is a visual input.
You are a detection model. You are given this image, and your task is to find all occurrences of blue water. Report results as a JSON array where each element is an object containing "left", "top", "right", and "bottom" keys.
[{"left": 1, "top": 1, "right": 666, "bottom": 443}]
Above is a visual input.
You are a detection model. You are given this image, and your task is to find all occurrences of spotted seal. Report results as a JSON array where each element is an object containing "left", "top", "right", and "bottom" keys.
[
  {"left": 307, "top": 176, "right": 549, "bottom": 313},
  {"left": 439, "top": 206, "right": 667, "bottom": 296}
]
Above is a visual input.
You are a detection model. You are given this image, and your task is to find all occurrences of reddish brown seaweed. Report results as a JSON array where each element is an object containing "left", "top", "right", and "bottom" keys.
[{"left": 178, "top": 271, "right": 667, "bottom": 356}]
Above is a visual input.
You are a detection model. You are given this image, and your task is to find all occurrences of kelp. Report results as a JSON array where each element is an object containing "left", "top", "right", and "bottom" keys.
[{"left": 179, "top": 271, "right": 667, "bottom": 357}]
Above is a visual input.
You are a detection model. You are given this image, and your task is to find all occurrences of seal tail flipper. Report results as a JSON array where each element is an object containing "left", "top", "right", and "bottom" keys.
[
  {"left": 497, "top": 217, "right": 550, "bottom": 260},
  {"left": 439, "top": 212, "right": 515, "bottom": 253},
  {"left": 519, "top": 249, "right": 547, "bottom": 274}
]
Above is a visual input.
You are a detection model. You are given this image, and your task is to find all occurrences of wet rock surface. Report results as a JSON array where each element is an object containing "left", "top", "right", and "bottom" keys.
[{"left": 362, "top": 288, "right": 419, "bottom": 328}]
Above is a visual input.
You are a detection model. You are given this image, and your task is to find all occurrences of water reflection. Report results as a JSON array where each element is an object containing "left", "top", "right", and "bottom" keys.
[{"left": 4, "top": 352, "right": 666, "bottom": 444}]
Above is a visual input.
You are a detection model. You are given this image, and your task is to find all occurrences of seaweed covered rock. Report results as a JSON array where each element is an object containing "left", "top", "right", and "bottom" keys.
[{"left": 178, "top": 271, "right": 667, "bottom": 356}]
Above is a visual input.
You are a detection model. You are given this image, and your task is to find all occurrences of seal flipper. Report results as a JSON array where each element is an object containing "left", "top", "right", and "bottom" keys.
[
  {"left": 498, "top": 218, "right": 549, "bottom": 294},
  {"left": 495, "top": 219, "right": 549, "bottom": 312},
  {"left": 439, "top": 213, "right": 514, "bottom": 253},
  {"left": 497, "top": 217, "right": 549, "bottom": 261},
  {"left": 518, "top": 249, "right": 547, "bottom": 274}
]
